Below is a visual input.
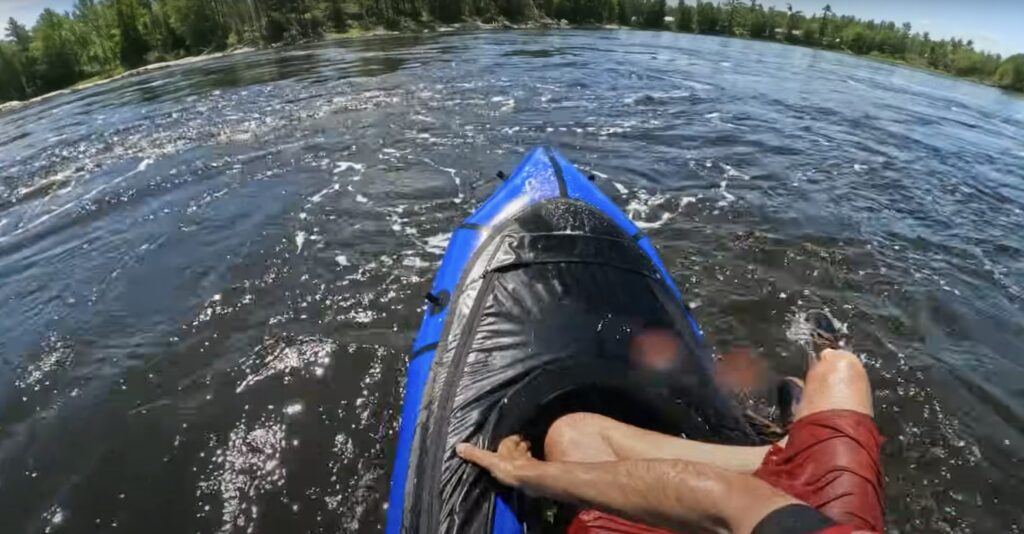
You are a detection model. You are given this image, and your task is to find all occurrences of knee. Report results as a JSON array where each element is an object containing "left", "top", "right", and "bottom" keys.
[
  {"left": 544, "top": 412, "right": 606, "bottom": 461},
  {"left": 811, "top": 349, "right": 869, "bottom": 386}
]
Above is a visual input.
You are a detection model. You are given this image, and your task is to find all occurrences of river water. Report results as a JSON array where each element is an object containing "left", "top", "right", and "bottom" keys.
[{"left": 1, "top": 30, "right": 1022, "bottom": 533}]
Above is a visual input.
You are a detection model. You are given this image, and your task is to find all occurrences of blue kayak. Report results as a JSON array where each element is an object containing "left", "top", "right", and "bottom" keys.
[{"left": 386, "top": 147, "right": 755, "bottom": 533}]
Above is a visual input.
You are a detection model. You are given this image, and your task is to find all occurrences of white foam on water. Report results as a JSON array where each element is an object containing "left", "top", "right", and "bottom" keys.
[
  {"left": 720, "top": 162, "right": 750, "bottom": 180},
  {"left": 633, "top": 211, "right": 675, "bottom": 229},
  {"left": 716, "top": 180, "right": 736, "bottom": 207},
  {"left": 14, "top": 167, "right": 76, "bottom": 200},
  {"left": 3, "top": 157, "right": 155, "bottom": 241},
  {"left": 402, "top": 256, "right": 429, "bottom": 269},
  {"left": 379, "top": 148, "right": 409, "bottom": 163},
  {"left": 334, "top": 161, "right": 366, "bottom": 181},
  {"left": 236, "top": 335, "right": 339, "bottom": 392},
  {"left": 421, "top": 232, "right": 452, "bottom": 255},
  {"left": 355, "top": 194, "right": 369, "bottom": 204},
  {"left": 335, "top": 255, "right": 350, "bottom": 267},
  {"left": 784, "top": 309, "right": 849, "bottom": 353},
  {"left": 15, "top": 334, "right": 74, "bottom": 391},
  {"left": 705, "top": 112, "right": 748, "bottom": 130},
  {"left": 624, "top": 188, "right": 693, "bottom": 230},
  {"left": 294, "top": 231, "right": 307, "bottom": 253},
  {"left": 309, "top": 183, "right": 340, "bottom": 203},
  {"left": 612, "top": 181, "right": 629, "bottom": 195},
  {"left": 197, "top": 413, "right": 287, "bottom": 534},
  {"left": 42, "top": 505, "right": 65, "bottom": 534},
  {"left": 490, "top": 95, "right": 515, "bottom": 112}
]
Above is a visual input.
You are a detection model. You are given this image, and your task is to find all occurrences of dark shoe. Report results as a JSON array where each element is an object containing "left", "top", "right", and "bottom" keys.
[
  {"left": 807, "top": 310, "right": 844, "bottom": 355},
  {"left": 775, "top": 377, "right": 803, "bottom": 428}
]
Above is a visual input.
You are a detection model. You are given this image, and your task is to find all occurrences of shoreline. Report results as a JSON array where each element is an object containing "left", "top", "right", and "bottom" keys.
[
  {"left": 0, "top": 46, "right": 259, "bottom": 115},
  {"left": 0, "top": 20, "right": 571, "bottom": 115},
  {"left": 1, "top": 22, "right": 1016, "bottom": 115}
]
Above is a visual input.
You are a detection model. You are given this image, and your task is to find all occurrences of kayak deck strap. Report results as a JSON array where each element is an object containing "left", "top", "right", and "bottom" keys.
[
  {"left": 485, "top": 233, "right": 658, "bottom": 279},
  {"left": 411, "top": 342, "right": 439, "bottom": 358}
]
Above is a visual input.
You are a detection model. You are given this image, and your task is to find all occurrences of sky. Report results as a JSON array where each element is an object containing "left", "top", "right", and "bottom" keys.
[{"left": 1, "top": 0, "right": 1022, "bottom": 56}]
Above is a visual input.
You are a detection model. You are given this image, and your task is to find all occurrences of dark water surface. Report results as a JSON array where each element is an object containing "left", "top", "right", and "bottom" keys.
[{"left": 1, "top": 30, "right": 1023, "bottom": 533}]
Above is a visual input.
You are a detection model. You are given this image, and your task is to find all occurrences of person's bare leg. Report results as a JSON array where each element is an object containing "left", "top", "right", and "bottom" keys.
[
  {"left": 543, "top": 349, "right": 872, "bottom": 471},
  {"left": 791, "top": 348, "right": 873, "bottom": 419},
  {"left": 543, "top": 412, "right": 773, "bottom": 473}
]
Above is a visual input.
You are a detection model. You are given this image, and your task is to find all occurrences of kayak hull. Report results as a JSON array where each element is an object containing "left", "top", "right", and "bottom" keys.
[{"left": 387, "top": 147, "right": 749, "bottom": 533}]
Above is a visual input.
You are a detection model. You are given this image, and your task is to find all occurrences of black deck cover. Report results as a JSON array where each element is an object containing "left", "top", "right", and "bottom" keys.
[{"left": 404, "top": 199, "right": 756, "bottom": 533}]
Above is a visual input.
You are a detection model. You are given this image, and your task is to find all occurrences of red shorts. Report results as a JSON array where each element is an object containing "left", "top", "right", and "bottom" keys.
[
  {"left": 754, "top": 409, "right": 885, "bottom": 531},
  {"left": 568, "top": 409, "right": 885, "bottom": 533}
]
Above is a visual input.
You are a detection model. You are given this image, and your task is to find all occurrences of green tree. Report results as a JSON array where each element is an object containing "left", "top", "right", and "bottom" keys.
[
  {"left": 430, "top": 0, "right": 464, "bottom": 22},
  {"left": 0, "top": 43, "right": 31, "bottom": 100},
  {"left": 148, "top": 0, "right": 186, "bottom": 54},
  {"left": 722, "top": 0, "right": 742, "bottom": 36},
  {"left": 745, "top": 1, "right": 768, "bottom": 39},
  {"left": 29, "top": 9, "right": 83, "bottom": 92},
  {"left": 165, "top": 0, "right": 226, "bottom": 51},
  {"left": 817, "top": 3, "right": 831, "bottom": 43},
  {"left": 843, "top": 25, "right": 870, "bottom": 54},
  {"left": 800, "top": 15, "right": 819, "bottom": 45},
  {"left": 116, "top": 0, "right": 150, "bottom": 67},
  {"left": 675, "top": 1, "right": 693, "bottom": 32},
  {"left": 3, "top": 17, "right": 35, "bottom": 97},
  {"left": 71, "top": 0, "right": 120, "bottom": 74},
  {"left": 616, "top": 0, "right": 629, "bottom": 25},
  {"left": 325, "top": 0, "right": 348, "bottom": 31},
  {"left": 783, "top": 3, "right": 802, "bottom": 42},
  {"left": 539, "top": 0, "right": 554, "bottom": 17},
  {"left": 5, "top": 17, "right": 33, "bottom": 50},
  {"left": 493, "top": 0, "right": 537, "bottom": 22},
  {"left": 994, "top": 54, "right": 1024, "bottom": 91},
  {"left": 694, "top": 1, "right": 719, "bottom": 33},
  {"left": 636, "top": 0, "right": 665, "bottom": 28}
]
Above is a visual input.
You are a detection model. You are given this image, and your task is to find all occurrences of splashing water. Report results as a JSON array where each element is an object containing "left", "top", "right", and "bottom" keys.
[{"left": 0, "top": 30, "right": 1021, "bottom": 534}]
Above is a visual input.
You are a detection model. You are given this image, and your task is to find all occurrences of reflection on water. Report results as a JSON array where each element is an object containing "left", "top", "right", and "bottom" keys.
[{"left": 1, "top": 30, "right": 1023, "bottom": 533}]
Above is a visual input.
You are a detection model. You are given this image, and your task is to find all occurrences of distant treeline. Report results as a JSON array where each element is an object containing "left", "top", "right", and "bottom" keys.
[
  {"left": 1, "top": 0, "right": 1023, "bottom": 103},
  {"left": 671, "top": 2, "right": 1024, "bottom": 92}
]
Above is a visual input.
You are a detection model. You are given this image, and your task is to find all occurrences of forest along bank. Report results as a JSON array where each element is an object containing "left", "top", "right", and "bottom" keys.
[{"left": 2, "top": 0, "right": 1024, "bottom": 106}]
